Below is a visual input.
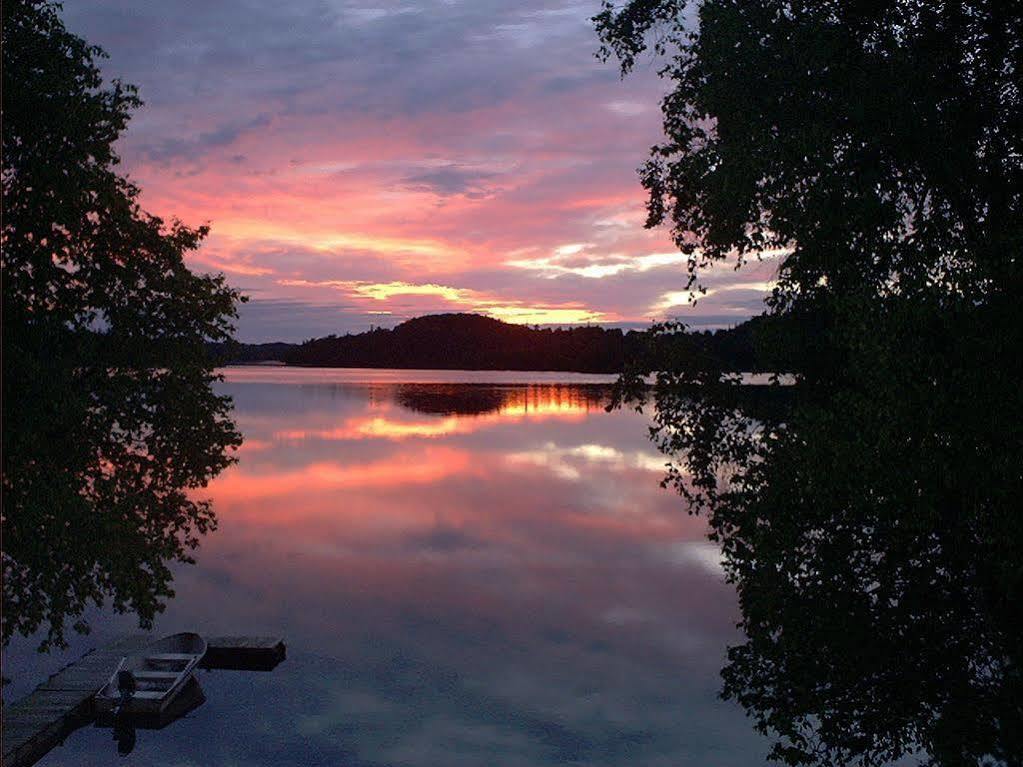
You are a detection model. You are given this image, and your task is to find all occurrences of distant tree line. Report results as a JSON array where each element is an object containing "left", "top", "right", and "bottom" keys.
[
  {"left": 222, "top": 312, "right": 796, "bottom": 374},
  {"left": 207, "top": 340, "right": 297, "bottom": 365}
]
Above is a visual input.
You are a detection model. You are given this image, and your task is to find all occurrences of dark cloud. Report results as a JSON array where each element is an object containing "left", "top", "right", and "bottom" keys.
[
  {"left": 399, "top": 165, "right": 501, "bottom": 197},
  {"left": 62, "top": 1, "right": 623, "bottom": 128},
  {"left": 141, "top": 113, "right": 272, "bottom": 163},
  {"left": 403, "top": 523, "right": 487, "bottom": 554}
]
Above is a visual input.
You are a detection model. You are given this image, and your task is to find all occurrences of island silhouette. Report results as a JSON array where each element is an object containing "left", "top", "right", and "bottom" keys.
[{"left": 213, "top": 312, "right": 780, "bottom": 374}]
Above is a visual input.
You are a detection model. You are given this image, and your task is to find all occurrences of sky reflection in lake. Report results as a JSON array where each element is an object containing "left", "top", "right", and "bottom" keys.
[{"left": 6, "top": 369, "right": 768, "bottom": 766}]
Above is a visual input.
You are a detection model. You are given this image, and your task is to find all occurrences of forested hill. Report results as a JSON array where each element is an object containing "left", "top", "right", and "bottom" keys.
[
  {"left": 283, "top": 313, "right": 636, "bottom": 372},
  {"left": 212, "top": 312, "right": 796, "bottom": 373}
]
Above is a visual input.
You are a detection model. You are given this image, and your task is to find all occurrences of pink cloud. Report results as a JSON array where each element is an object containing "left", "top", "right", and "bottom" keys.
[{"left": 65, "top": 0, "right": 772, "bottom": 340}]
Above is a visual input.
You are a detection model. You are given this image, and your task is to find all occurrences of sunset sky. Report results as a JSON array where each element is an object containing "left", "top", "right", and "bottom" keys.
[{"left": 65, "top": 0, "right": 777, "bottom": 342}]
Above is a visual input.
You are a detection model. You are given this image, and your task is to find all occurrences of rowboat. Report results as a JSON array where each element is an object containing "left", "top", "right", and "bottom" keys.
[{"left": 94, "top": 633, "right": 207, "bottom": 716}]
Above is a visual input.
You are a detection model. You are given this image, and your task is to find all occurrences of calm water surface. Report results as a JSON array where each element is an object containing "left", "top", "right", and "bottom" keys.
[{"left": 4, "top": 368, "right": 768, "bottom": 765}]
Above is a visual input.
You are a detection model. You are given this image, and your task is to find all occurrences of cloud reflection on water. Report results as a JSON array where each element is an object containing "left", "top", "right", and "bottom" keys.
[{"left": 14, "top": 371, "right": 767, "bottom": 766}]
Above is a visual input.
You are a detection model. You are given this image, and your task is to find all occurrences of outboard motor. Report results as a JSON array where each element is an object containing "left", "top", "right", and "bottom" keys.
[
  {"left": 113, "top": 670, "right": 136, "bottom": 715},
  {"left": 112, "top": 670, "right": 138, "bottom": 755}
]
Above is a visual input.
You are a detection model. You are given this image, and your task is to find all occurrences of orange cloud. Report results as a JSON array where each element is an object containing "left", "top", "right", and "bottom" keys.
[{"left": 276, "top": 278, "right": 611, "bottom": 326}]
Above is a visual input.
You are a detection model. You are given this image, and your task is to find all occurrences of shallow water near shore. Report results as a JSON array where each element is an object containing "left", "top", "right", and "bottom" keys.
[{"left": 4, "top": 367, "right": 768, "bottom": 766}]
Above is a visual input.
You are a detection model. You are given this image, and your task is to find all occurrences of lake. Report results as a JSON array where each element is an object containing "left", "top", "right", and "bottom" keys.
[{"left": 3, "top": 368, "right": 768, "bottom": 765}]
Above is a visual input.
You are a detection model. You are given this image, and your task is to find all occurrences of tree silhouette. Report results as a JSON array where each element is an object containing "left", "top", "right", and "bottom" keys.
[
  {"left": 598, "top": 1, "right": 1022, "bottom": 764},
  {"left": 2, "top": 0, "right": 243, "bottom": 650}
]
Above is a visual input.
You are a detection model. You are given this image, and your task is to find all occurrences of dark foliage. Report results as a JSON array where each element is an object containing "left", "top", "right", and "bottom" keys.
[
  {"left": 598, "top": 1, "right": 1022, "bottom": 765},
  {"left": 636, "top": 312, "right": 816, "bottom": 376},
  {"left": 2, "top": 0, "right": 243, "bottom": 650}
]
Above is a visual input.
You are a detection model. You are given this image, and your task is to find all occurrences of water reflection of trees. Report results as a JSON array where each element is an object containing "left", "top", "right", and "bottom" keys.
[
  {"left": 623, "top": 314, "right": 1023, "bottom": 765},
  {"left": 393, "top": 384, "right": 612, "bottom": 417},
  {"left": 2, "top": 1, "right": 242, "bottom": 651}
]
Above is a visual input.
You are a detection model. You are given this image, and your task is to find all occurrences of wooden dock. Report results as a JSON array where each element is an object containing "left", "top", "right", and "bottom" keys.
[
  {"left": 200, "top": 635, "right": 286, "bottom": 671},
  {"left": 2, "top": 634, "right": 285, "bottom": 767}
]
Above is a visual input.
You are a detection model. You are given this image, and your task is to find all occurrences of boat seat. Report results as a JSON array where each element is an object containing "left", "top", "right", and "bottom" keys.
[
  {"left": 137, "top": 681, "right": 175, "bottom": 691},
  {"left": 145, "top": 655, "right": 191, "bottom": 670},
  {"left": 134, "top": 671, "right": 179, "bottom": 679},
  {"left": 131, "top": 691, "right": 168, "bottom": 699}
]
